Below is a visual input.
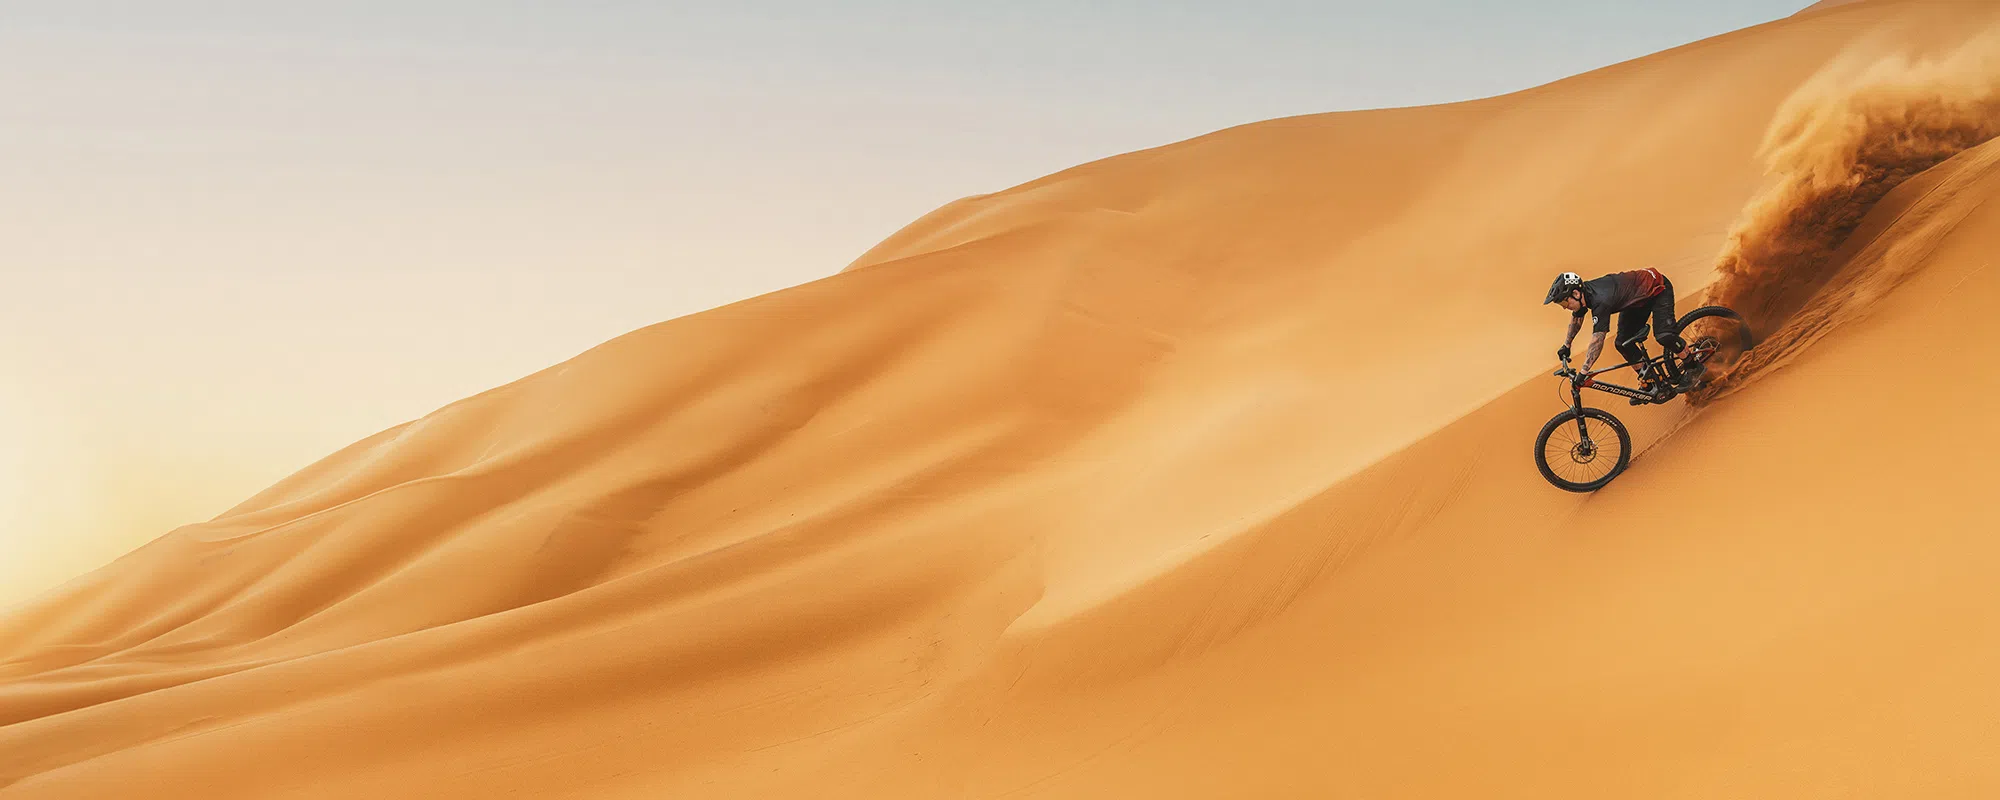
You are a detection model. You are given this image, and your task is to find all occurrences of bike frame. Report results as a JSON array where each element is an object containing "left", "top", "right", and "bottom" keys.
[
  {"left": 1574, "top": 356, "right": 1668, "bottom": 404},
  {"left": 1565, "top": 342, "right": 1691, "bottom": 408},
  {"left": 1559, "top": 350, "right": 1684, "bottom": 441}
]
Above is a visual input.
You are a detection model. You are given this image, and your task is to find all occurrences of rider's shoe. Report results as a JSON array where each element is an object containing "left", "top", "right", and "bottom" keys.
[
  {"left": 1672, "top": 363, "right": 1705, "bottom": 392},
  {"left": 1630, "top": 366, "right": 1662, "bottom": 405}
]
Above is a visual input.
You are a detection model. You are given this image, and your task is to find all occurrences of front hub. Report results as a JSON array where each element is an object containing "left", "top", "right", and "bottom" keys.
[{"left": 1571, "top": 440, "right": 1598, "bottom": 463}]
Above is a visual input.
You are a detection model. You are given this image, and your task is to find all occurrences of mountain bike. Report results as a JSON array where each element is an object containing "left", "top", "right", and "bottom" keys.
[{"left": 1534, "top": 305, "right": 1754, "bottom": 492}]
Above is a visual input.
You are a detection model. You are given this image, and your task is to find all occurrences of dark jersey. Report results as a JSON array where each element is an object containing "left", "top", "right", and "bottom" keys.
[{"left": 1571, "top": 268, "right": 1666, "bottom": 333}]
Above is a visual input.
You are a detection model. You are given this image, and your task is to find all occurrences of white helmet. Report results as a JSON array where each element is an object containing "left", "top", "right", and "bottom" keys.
[{"left": 1544, "top": 272, "right": 1583, "bottom": 304}]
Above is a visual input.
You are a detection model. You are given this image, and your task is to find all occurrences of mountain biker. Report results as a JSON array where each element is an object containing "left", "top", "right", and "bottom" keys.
[{"left": 1545, "top": 268, "right": 1683, "bottom": 404}]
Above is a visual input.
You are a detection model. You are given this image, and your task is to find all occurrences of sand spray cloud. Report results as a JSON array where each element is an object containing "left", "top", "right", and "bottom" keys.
[{"left": 1697, "top": 18, "right": 2000, "bottom": 398}]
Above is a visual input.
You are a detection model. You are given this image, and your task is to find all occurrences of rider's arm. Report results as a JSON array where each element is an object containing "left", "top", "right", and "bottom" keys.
[
  {"left": 1579, "top": 307, "right": 1612, "bottom": 371},
  {"left": 1582, "top": 330, "right": 1607, "bottom": 371},
  {"left": 1563, "top": 315, "right": 1582, "bottom": 347}
]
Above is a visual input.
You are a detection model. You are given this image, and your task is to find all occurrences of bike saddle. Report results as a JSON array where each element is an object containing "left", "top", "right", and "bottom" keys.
[{"left": 1617, "top": 325, "right": 1651, "bottom": 350}]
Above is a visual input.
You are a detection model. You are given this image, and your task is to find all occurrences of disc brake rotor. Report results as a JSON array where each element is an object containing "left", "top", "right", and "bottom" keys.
[{"left": 1571, "top": 440, "right": 1598, "bottom": 463}]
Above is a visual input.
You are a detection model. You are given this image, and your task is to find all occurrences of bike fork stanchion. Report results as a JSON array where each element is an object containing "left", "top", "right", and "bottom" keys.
[{"left": 1571, "top": 382, "right": 1589, "bottom": 441}]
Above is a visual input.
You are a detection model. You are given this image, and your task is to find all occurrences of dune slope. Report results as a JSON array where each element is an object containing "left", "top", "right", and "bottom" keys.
[{"left": 4, "top": 1, "right": 1999, "bottom": 797}]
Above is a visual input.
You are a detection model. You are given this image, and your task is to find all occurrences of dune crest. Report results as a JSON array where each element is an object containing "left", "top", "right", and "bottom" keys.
[{"left": 1798, "top": 0, "right": 1871, "bottom": 14}]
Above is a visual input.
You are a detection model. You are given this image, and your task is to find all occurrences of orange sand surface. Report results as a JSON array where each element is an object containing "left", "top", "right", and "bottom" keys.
[{"left": 6, "top": 1, "right": 2000, "bottom": 796}]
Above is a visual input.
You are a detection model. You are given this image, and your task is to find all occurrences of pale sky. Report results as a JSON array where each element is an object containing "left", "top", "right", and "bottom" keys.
[{"left": 0, "top": 1, "right": 1810, "bottom": 604}]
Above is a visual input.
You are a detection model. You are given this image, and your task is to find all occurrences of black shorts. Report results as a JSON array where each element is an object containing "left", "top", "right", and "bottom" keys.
[{"left": 1614, "top": 278, "right": 1676, "bottom": 361}]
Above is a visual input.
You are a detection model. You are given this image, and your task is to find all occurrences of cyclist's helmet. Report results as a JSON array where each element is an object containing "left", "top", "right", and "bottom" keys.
[{"left": 1544, "top": 272, "right": 1583, "bottom": 304}]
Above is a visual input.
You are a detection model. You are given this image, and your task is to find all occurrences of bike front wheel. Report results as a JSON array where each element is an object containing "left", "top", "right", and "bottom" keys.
[{"left": 1534, "top": 407, "right": 1632, "bottom": 492}]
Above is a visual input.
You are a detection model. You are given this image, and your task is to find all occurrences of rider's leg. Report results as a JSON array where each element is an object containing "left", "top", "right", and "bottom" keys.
[
  {"left": 1648, "top": 282, "right": 1686, "bottom": 385},
  {"left": 1614, "top": 309, "right": 1656, "bottom": 404},
  {"left": 1614, "top": 309, "right": 1650, "bottom": 376},
  {"left": 1650, "top": 278, "right": 1679, "bottom": 346}
]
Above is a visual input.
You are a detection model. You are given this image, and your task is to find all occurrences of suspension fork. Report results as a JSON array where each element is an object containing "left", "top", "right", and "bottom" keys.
[{"left": 1571, "top": 381, "right": 1591, "bottom": 442}]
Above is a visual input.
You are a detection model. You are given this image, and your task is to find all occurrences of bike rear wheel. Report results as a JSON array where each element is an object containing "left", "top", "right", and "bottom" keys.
[
  {"left": 1671, "top": 307, "right": 1753, "bottom": 392},
  {"left": 1678, "top": 335, "right": 1720, "bottom": 389},
  {"left": 1673, "top": 306, "right": 1755, "bottom": 351},
  {"left": 1534, "top": 407, "right": 1632, "bottom": 492}
]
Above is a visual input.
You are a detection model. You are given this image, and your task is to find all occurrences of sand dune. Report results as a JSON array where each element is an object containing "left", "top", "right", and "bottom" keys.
[{"left": 5, "top": 1, "right": 2000, "bottom": 797}]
